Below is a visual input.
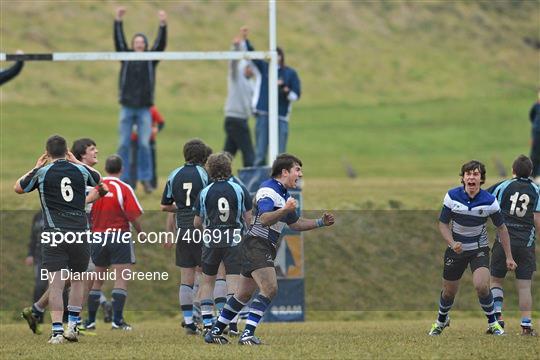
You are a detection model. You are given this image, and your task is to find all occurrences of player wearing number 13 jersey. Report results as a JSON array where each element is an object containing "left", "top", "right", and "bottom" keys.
[
  {"left": 160, "top": 139, "right": 209, "bottom": 334},
  {"left": 488, "top": 155, "right": 540, "bottom": 336}
]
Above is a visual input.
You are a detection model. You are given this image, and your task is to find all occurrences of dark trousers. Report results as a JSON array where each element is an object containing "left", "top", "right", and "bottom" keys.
[
  {"left": 130, "top": 139, "right": 158, "bottom": 189},
  {"left": 224, "top": 116, "right": 255, "bottom": 167},
  {"left": 532, "top": 131, "right": 540, "bottom": 177}
]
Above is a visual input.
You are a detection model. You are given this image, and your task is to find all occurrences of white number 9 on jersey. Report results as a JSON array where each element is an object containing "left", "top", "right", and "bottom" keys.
[
  {"left": 61, "top": 177, "right": 74, "bottom": 202},
  {"left": 218, "top": 197, "right": 230, "bottom": 222}
]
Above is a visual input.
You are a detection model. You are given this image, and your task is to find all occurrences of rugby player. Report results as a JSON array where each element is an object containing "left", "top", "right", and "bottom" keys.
[
  {"left": 87, "top": 155, "right": 144, "bottom": 331},
  {"left": 161, "top": 139, "right": 209, "bottom": 335},
  {"left": 428, "top": 160, "right": 517, "bottom": 336},
  {"left": 488, "top": 155, "right": 539, "bottom": 336},
  {"left": 193, "top": 153, "right": 252, "bottom": 335},
  {"left": 22, "top": 138, "right": 110, "bottom": 334},
  {"left": 205, "top": 153, "right": 335, "bottom": 345},
  {"left": 15, "top": 135, "right": 101, "bottom": 344}
]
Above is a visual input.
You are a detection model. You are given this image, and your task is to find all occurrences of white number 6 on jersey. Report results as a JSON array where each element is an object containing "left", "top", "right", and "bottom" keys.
[{"left": 61, "top": 177, "right": 74, "bottom": 202}]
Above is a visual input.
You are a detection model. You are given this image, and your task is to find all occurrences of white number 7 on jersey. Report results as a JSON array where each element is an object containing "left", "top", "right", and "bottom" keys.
[{"left": 183, "top": 182, "right": 193, "bottom": 206}]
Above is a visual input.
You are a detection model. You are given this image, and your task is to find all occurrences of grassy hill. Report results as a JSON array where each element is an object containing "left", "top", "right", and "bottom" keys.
[{"left": 1, "top": 1, "right": 539, "bottom": 320}]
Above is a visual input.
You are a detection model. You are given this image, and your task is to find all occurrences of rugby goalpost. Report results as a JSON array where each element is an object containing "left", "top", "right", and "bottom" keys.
[
  {"left": 2, "top": 0, "right": 306, "bottom": 322},
  {"left": 0, "top": 0, "right": 280, "bottom": 165}
]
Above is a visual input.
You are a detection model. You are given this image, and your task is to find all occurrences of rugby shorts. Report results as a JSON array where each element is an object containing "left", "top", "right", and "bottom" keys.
[
  {"left": 443, "top": 246, "right": 490, "bottom": 281},
  {"left": 490, "top": 241, "right": 536, "bottom": 280},
  {"left": 241, "top": 235, "right": 276, "bottom": 278}
]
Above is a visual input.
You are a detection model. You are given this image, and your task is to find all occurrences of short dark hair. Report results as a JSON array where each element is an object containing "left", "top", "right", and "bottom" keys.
[
  {"left": 105, "top": 155, "right": 122, "bottom": 174},
  {"left": 183, "top": 139, "right": 208, "bottom": 165},
  {"left": 512, "top": 154, "right": 533, "bottom": 178},
  {"left": 71, "top": 138, "right": 96, "bottom": 161},
  {"left": 460, "top": 160, "right": 486, "bottom": 185},
  {"left": 271, "top": 153, "right": 302, "bottom": 178},
  {"left": 206, "top": 153, "right": 232, "bottom": 180},
  {"left": 46, "top": 135, "right": 68, "bottom": 158}
]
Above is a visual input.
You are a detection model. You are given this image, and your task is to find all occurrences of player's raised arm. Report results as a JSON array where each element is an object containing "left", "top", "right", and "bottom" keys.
[
  {"left": 14, "top": 153, "right": 48, "bottom": 194},
  {"left": 288, "top": 212, "right": 335, "bottom": 231}
]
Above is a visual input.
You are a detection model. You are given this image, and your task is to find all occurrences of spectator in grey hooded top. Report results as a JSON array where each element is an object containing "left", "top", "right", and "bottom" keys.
[{"left": 223, "top": 27, "right": 256, "bottom": 167}]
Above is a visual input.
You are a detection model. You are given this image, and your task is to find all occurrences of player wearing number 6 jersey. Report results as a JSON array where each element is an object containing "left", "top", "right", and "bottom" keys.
[
  {"left": 488, "top": 155, "right": 540, "bottom": 336},
  {"left": 205, "top": 154, "right": 335, "bottom": 345},
  {"left": 161, "top": 139, "right": 209, "bottom": 335},
  {"left": 14, "top": 135, "right": 101, "bottom": 344},
  {"left": 193, "top": 153, "right": 252, "bottom": 334}
]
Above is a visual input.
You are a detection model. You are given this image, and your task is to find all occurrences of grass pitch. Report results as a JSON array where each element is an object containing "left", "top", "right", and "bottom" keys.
[{"left": 1, "top": 316, "right": 538, "bottom": 359}]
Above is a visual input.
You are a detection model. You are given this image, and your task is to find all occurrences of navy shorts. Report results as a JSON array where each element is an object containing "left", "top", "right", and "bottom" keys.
[
  {"left": 91, "top": 232, "right": 135, "bottom": 267},
  {"left": 490, "top": 241, "right": 536, "bottom": 280}
]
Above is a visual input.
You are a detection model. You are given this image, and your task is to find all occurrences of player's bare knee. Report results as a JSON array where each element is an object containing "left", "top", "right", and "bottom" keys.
[
  {"left": 475, "top": 284, "right": 490, "bottom": 297},
  {"left": 261, "top": 283, "right": 277, "bottom": 299}
]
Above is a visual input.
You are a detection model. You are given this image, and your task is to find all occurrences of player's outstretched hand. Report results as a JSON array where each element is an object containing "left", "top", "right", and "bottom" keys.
[
  {"left": 34, "top": 153, "right": 48, "bottom": 168},
  {"left": 116, "top": 7, "right": 126, "bottom": 20},
  {"left": 158, "top": 10, "right": 167, "bottom": 24},
  {"left": 506, "top": 258, "right": 517, "bottom": 271},
  {"left": 322, "top": 212, "right": 335, "bottom": 226},
  {"left": 284, "top": 197, "right": 297, "bottom": 212},
  {"left": 451, "top": 241, "right": 463, "bottom": 254}
]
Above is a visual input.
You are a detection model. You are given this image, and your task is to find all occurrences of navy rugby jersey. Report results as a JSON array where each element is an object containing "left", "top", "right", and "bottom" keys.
[
  {"left": 488, "top": 178, "right": 540, "bottom": 248},
  {"left": 161, "top": 163, "right": 208, "bottom": 228},
  {"left": 439, "top": 186, "right": 504, "bottom": 251},
  {"left": 195, "top": 179, "right": 247, "bottom": 248},
  {"left": 247, "top": 178, "right": 299, "bottom": 245},
  {"left": 20, "top": 159, "right": 100, "bottom": 231}
]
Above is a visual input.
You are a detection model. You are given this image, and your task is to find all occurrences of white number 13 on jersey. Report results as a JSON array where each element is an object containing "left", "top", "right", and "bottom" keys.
[{"left": 509, "top": 192, "right": 529, "bottom": 217}]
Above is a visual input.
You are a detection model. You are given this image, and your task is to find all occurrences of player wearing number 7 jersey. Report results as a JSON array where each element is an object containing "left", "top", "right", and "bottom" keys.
[
  {"left": 14, "top": 135, "right": 101, "bottom": 344},
  {"left": 488, "top": 155, "right": 540, "bottom": 336},
  {"left": 161, "top": 139, "right": 209, "bottom": 335}
]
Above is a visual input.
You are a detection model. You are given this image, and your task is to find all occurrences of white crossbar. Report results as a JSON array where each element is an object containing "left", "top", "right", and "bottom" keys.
[{"left": 0, "top": 51, "right": 271, "bottom": 62}]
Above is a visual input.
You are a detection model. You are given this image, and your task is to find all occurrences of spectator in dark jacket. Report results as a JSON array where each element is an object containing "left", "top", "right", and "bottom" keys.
[
  {"left": 246, "top": 40, "right": 301, "bottom": 166},
  {"left": 114, "top": 6, "right": 167, "bottom": 193},
  {"left": 529, "top": 89, "right": 540, "bottom": 180}
]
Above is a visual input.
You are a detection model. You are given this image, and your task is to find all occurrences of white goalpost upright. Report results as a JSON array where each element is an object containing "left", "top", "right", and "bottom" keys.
[{"left": 0, "top": 0, "right": 280, "bottom": 164}]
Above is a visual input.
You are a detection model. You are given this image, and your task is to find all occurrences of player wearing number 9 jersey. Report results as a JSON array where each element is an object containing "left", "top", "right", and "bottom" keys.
[
  {"left": 160, "top": 139, "right": 209, "bottom": 334},
  {"left": 14, "top": 135, "right": 101, "bottom": 344},
  {"left": 488, "top": 155, "right": 540, "bottom": 336},
  {"left": 193, "top": 152, "right": 252, "bottom": 332}
]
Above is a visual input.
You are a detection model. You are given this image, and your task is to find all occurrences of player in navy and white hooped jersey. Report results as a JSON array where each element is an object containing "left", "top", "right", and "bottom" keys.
[
  {"left": 15, "top": 135, "right": 101, "bottom": 344},
  {"left": 487, "top": 155, "right": 540, "bottom": 336},
  {"left": 428, "top": 160, "right": 516, "bottom": 336},
  {"left": 88, "top": 155, "right": 144, "bottom": 331},
  {"left": 193, "top": 152, "right": 252, "bottom": 333},
  {"left": 160, "top": 139, "right": 209, "bottom": 335},
  {"left": 205, "top": 154, "right": 335, "bottom": 346}
]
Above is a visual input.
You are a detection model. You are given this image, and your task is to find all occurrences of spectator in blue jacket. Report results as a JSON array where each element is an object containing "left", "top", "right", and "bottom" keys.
[
  {"left": 246, "top": 40, "right": 301, "bottom": 166},
  {"left": 529, "top": 89, "right": 540, "bottom": 180}
]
